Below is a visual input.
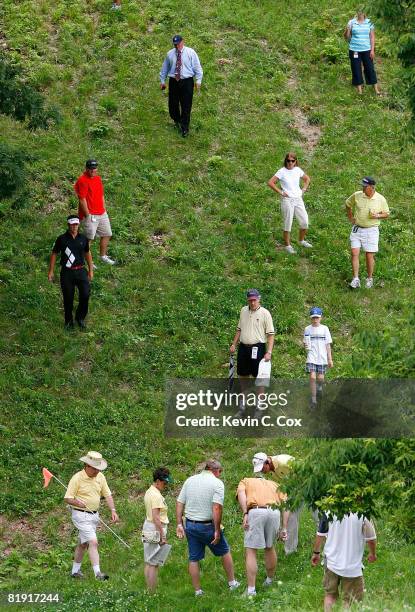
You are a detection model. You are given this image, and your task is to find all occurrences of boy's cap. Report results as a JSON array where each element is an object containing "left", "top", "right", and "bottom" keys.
[
  {"left": 247, "top": 288, "right": 260, "bottom": 299},
  {"left": 362, "top": 176, "right": 376, "bottom": 186},
  {"left": 86, "top": 159, "right": 98, "bottom": 169},
  {"left": 310, "top": 307, "right": 323, "bottom": 317},
  {"left": 172, "top": 35, "right": 183, "bottom": 45}
]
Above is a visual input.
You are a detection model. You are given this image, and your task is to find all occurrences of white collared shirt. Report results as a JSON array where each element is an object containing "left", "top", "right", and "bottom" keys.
[{"left": 160, "top": 46, "right": 203, "bottom": 84}]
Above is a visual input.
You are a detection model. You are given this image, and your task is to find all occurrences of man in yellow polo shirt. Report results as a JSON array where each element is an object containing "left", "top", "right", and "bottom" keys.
[
  {"left": 237, "top": 471, "right": 289, "bottom": 597},
  {"left": 230, "top": 289, "right": 275, "bottom": 416},
  {"left": 64, "top": 451, "right": 119, "bottom": 580},
  {"left": 345, "top": 177, "right": 389, "bottom": 289}
]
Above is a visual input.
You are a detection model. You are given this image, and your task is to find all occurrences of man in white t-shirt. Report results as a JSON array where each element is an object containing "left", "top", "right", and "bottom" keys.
[
  {"left": 267, "top": 152, "right": 311, "bottom": 254},
  {"left": 304, "top": 307, "right": 333, "bottom": 407},
  {"left": 311, "top": 513, "right": 377, "bottom": 610}
]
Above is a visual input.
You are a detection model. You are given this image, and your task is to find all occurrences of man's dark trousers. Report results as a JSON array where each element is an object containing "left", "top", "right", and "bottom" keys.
[
  {"left": 60, "top": 268, "right": 90, "bottom": 324},
  {"left": 168, "top": 77, "right": 194, "bottom": 131}
]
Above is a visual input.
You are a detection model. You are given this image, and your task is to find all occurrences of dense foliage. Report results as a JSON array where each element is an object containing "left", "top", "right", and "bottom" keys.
[
  {"left": 373, "top": 0, "right": 415, "bottom": 135},
  {"left": 0, "top": 143, "right": 27, "bottom": 198},
  {"left": 0, "top": 53, "right": 60, "bottom": 129},
  {"left": 285, "top": 438, "right": 415, "bottom": 539}
]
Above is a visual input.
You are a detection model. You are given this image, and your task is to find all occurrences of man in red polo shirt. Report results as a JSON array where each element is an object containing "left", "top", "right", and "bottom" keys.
[{"left": 74, "top": 159, "right": 115, "bottom": 265}]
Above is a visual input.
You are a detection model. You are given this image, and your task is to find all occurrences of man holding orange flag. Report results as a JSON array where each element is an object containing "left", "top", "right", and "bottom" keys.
[{"left": 63, "top": 451, "right": 119, "bottom": 580}]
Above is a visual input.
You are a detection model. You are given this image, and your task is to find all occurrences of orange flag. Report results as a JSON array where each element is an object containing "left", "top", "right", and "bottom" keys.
[{"left": 42, "top": 467, "right": 54, "bottom": 488}]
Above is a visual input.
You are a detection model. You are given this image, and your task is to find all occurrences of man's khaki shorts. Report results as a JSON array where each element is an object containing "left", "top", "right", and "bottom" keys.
[
  {"left": 82, "top": 212, "right": 112, "bottom": 240},
  {"left": 323, "top": 568, "right": 364, "bottom": 604},
  {"left": 244, "top": 508, "right": 280, "bottom": 549}
]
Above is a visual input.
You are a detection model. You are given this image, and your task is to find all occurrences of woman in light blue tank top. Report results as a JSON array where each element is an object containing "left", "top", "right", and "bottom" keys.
[{"left": 344, "top": 11, "right": 380, "bottom": 95}]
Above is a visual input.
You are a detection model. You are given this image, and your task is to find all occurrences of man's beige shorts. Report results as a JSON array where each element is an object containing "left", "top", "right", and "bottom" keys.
[
  {"left": 323, "top": 568, "right": 364, "bottom": 604},
  {"left": 281, "top": 196, "right": 309, "bottom": 232},
  {"left": 244, "top": 508, "right": 280, "bottom": 549},
  {"left": 82, "top": 212, "right": 112, "bottom": 240},
  {"left": 71, "top": 509, "right": 99, "bottom": 544},
  {"left": 142, "top": 520, "right": 169, "bottom": 566}
]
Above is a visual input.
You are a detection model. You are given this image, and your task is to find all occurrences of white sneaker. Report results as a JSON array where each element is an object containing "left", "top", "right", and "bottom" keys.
[
  {"left": 263, "top": 577, "right": 273, "bottom": 587},
  {"left": 365, "top": 278, "right": 374, "bottom": 289},
  {"left": 350, "top": 277, "right": 360, "bottom": 289},
  {"left": 285, "top": 245, "right": 296, "bottom": 254},
  {"left": 99, "top": 255, "right": 116, "bottom": 265},
  {"left": 195, "top": 590, "right": 204, "bottom": 597},
  {"left": 229, "top": 580, "right": 241, "bottom": 591},
  {"left": 299, "top": 240, "right": 313, "bottom": 248}
]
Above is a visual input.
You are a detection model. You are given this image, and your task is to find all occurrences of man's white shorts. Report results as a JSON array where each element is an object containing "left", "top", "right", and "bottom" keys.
[
  {"left": 71, "top": 509, "right": 99, "bottom": 543},
  {"left": 350, "top": 226, "right": 379, "bottom": 252},
  {"left": 281, "top": 197, "right": 308, "bottom": 232},
  {"left": 82, "top": 212, "right": 112, "bottom": 240}
]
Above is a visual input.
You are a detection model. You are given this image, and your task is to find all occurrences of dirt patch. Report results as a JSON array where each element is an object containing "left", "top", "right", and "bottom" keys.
[
  {"left": 150, "top": 231, "right": 168, "bottom": 247},
  {"left": 217, "top": 58, "right": 233, "bottom": 66},
  {"left": 0, "top": 517, "right": 48, "bottom": 554},
  {"left": 0, "top": 31, "right": 9, "bottom": 50},
  {"left": 286, "top": 71, "right": 322, "bottom": 153}
]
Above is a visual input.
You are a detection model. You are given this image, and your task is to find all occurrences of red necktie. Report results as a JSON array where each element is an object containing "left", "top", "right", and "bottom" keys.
[{"left": 175, "top": 50, "right": 182, "bottom": 81}]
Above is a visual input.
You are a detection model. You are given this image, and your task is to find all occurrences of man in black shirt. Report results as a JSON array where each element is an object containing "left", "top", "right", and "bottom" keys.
[{"left": 48, "top": 215, "right": 93, "bottom": 329}]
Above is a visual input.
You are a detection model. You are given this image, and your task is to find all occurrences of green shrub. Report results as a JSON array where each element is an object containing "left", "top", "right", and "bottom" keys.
[
  {"left": 87, "top": 121, "right": 112, "bottom": 138},
  {"left": 320, "top": 37, "right": 344, "bottom": 63},
  {"left": 0, "top": 53, "right": 60, "bottom": 129},
  {"left": 0, "top": 143, "right": 27, "bottom": 198}
]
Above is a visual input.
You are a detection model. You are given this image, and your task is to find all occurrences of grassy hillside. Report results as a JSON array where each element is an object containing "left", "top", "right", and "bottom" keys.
[{"left": 0, "top": 0, "right": 414, "bottom": 609}]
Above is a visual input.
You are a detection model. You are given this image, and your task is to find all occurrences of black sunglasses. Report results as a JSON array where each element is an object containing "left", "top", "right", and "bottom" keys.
[{"left": 286, "top": 159, "right": 296, "bottom": 163}]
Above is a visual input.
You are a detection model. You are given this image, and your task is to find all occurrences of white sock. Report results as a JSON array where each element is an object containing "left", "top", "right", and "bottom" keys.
[
  {"left": 93, "top": 564, "right": 101, "bottom": 576},
  {"left": 72, "top": 562, "right": 81, "bottom": 574},
  {"left": 265, "top": 576, "right": 273, "bottom": 585},
  {"left": 248, "top": 586, "right": 256, "bottom": 595}
]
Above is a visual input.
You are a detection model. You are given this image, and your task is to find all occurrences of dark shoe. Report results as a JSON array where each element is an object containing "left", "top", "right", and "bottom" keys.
[
  {"left": 76, "top": 319, "right": 86, "bottom": 330},
  {"left": 71, "top": 571, "right": 84, "bottom": 579},
  {"left": 181, "top": 128, "right": 189, "bottom": 138},
  {"left": 64, "top": 321, "right": 74, "bottom": 331},
  {"left": 95, "top": 572, "right": 109, "bottom": 580}
]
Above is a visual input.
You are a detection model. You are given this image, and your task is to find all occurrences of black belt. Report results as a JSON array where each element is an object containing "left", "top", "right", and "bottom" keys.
[
  {"left": 62, "top": 265, "right": 84, "bottom": 270},
  {"left": 248, "top": 505, "right": 276, "bottom": 511},
  {"left": 240, "top": 342, "right": 265, "bottom": 348},
  {"left": 186, "top": 519, "right": 213, "bottom": 524},
  {"left": 72, "top": 508, "right": 97, "bottom": 514}
]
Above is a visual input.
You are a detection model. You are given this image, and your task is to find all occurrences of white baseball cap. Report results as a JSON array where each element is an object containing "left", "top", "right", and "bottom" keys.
[{"left": 252, "top": 452, "right": 268, "bottom": 473}]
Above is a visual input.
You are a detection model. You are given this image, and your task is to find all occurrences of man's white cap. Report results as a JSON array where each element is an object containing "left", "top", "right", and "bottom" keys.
[
  {"left": 79, "top": 450, "right": 107, "bottom": 471},
  {"left": 252, "top": 452, "right": 268, "bottom": 473}
]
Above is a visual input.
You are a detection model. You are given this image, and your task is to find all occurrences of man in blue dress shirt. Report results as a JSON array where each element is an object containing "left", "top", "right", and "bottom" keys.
[{"left": 160, "top": 35, "right": 203, "bottom": 138}]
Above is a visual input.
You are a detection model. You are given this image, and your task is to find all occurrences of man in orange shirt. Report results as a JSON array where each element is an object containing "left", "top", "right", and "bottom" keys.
[
  {"left": 237, "top": 473, "right": 289, "bottom": 597},
  {"left": 74, "top": 160, "right": 115, "bottom": 265}
]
